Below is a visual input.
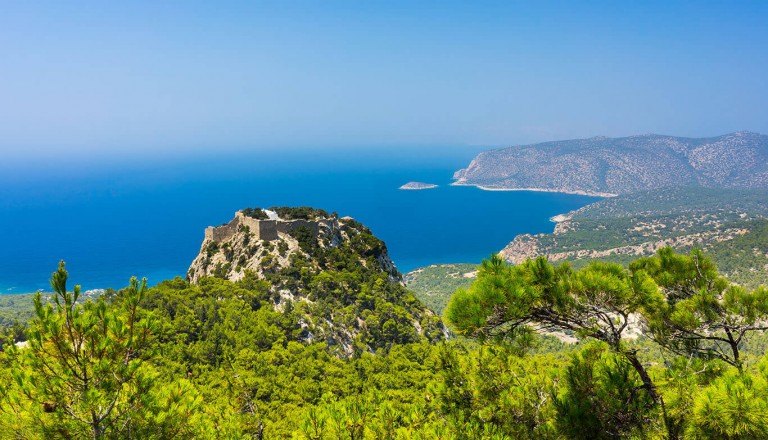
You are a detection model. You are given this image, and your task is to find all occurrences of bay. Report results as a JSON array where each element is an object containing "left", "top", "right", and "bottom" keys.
[{"left": 0, "top": 147, "right": 599, "bottom": 293}]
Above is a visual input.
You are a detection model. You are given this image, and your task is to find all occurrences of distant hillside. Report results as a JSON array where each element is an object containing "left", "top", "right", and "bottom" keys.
[
  {"left": 187, "top": 207, "right": 445, "bottom": 355},
  {"left": 500, "top": 188, "right": 768, "bottom": 288},
  {"left": 404, "top": 264, "right": 477, "bottom": 315},
  {"left": 454, "top": 132, "right": 768, "bottom": 195}
]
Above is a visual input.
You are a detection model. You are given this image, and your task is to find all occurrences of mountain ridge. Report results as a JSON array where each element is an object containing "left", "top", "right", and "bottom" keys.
[{"left": 454, "top": 131, "right": 768, "bottom": 195}]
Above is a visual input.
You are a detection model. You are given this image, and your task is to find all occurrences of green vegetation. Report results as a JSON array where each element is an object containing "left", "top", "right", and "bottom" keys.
[
  {"left": 271, "top": 206, "right": 331, "bottom": 221},
  {"left": 249, "top": 217, "right": 444, "bottom": 354},
  {"left": 0, "top": 289, "right": 107, "bottom": 349},
  {"left": 448, "top": 248, "right": 768, "bottom": 439},
  {"left": 1, "top": 264, "right": 205, "bottom": 438},
  {"left": 571, "top": 187, "right": 768, "bottom": 220},
  {"left": 242, "top": 207, "right": 270, "bottom": 220},
  {"left": 705, "top": 220, "right": 768, "bottom": 288},
  {"left": 0, "top": 293, "right": 36, "bottom": 332},
  {"left": 241, "top": 206, "right": 333, "bottom": 221},
  {"left": 404, "top": 263, "right": 477, "bottom": 315},
  {"left": 2, "top": 210, "right": 768, "bottom": 438},
  {"left": 504, "top": 188, "right": 768, "bottom": 289},
  {"left": 188, "top": 210, "right": 443, "bottom": 355}
]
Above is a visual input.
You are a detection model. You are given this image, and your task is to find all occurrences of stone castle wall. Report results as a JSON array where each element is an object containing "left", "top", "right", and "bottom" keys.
[
  {"left": 276, "top": 219, "right": 318, "bottom": 235},
  {"left": 203, "top": 211, "right": 331, "bottom": 243},
  {"left": 204, "top": 216, "right": 240, "bottom": 242},
  {"left": 257, "top": 219, "right": 279, "bottom": 241}
]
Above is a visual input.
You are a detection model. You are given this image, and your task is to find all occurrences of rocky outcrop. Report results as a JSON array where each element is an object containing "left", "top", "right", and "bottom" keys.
[
  {"left": 186, "top": 207, "right": 445, "bottom": 356},
  {"left": 454, "top": 132, "right": 768, "bottom": 195},
  {"left": 188, "top": 209, "right": 401, "bottom": 284}
]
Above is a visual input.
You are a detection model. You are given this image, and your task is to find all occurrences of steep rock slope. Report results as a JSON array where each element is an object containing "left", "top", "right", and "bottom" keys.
[
  {"left": 187, "top": 207, "right": 444, "bottom": 355},
  {"left": 454, "top": 132, "right": 768, "bottom": 195}
]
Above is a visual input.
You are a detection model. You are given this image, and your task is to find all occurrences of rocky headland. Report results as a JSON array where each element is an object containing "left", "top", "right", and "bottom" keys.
[{"left": 454, "top": 132, "right": 768, "bottom": 195}]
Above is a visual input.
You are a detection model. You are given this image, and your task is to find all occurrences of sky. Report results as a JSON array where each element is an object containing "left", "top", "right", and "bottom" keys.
[{"left": 1, "top": 1, "right": 767, "bottom": 163}]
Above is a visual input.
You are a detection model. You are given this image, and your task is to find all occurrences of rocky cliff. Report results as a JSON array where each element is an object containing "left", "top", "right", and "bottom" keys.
[
  {"left": 454, "top": 132, "right": 768, "bottom": 196},
  {"left": 187, "top": 207, "right": 444, "bottom": 355}
]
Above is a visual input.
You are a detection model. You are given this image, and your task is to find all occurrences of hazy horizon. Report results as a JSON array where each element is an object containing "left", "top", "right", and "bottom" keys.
[{"left": 2, "top": 1, "right": 767, "bottom": 163}]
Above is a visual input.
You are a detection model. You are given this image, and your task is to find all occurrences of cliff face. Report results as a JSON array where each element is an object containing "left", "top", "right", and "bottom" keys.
[
  {"left": 187, "top": 207, "right": 444, "bottom": 356},
  {"left": 454, "top": 132, "right": 768, "bottom": 195}
]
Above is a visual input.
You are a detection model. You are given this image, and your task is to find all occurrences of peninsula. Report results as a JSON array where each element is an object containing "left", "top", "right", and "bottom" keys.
[{"left": 454, "top": 132, "right": 768, "bottom": 195}]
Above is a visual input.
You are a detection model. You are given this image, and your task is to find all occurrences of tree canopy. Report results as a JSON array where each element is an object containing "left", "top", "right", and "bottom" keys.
[{"left": 2, "top": 247, "right": 768, "bottom": 438}]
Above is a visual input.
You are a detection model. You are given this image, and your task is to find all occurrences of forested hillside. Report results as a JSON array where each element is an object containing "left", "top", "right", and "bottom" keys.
[
  {"left": 404, "top": 264, "right": 477, "bottom": 315},
  {"left": 2, "top": 208, "right": 768, "bottom": 438},
  {"left": 501, "top": 188, "right": 768, "bottom": 289}
]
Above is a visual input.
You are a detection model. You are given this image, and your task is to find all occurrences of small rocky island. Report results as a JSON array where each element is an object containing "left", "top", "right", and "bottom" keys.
[{"left": 399, "top": 181, "right": 438, "bottom": 190}]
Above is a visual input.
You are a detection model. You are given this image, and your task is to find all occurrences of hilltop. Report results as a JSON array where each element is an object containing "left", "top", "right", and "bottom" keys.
[
  {"left": 454, "top": 132, "right": 768, "bottom": 195},
  {"left": 187, "top": 207, "right": 402, "bottom": 283},
  {"left": 186, "top": 207, "right": 444, "bottom": 356}
]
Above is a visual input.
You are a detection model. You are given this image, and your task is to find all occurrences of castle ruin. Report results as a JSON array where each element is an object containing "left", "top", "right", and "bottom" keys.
[{"left": 203, "top": 211, "right": 332, "bottom": 243}]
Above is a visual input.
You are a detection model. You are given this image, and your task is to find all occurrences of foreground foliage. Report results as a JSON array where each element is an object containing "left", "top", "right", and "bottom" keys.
[
  {"left": 447, "top": 247, "right": 768, "bottom": 439},
  {"left": 0, "top": 263, "right": 206, "bottom": 438},
  {"left": 1, "top": 247, "right": 768, "bottom": 438}
]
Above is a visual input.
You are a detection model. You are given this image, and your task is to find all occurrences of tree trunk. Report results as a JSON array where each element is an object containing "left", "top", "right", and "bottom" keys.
[
  {"left": 623, "top": 350, "right": 678, "bottom": 440},
  {"left": 725, "top": 327, "right": 742, "bottom": 373}
]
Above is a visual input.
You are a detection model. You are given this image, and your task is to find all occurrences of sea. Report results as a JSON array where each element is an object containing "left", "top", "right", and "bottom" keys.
[{"left": 0, "top": 146, "right": 599, "bottom": 294}]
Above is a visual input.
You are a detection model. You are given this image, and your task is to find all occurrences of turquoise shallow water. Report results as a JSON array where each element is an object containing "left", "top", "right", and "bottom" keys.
[{"left": 0, "top": 147, "right": 599, "bottom": 293}]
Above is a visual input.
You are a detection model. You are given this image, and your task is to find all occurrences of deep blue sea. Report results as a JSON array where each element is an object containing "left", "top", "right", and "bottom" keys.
[{"left": 0, "top": 147, "right": 599, "bottom": 293}]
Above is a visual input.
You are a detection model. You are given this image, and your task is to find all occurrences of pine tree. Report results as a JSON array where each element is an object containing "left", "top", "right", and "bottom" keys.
[
  {"left": 446, "top": 254, "right": 673, "bottom": 438},
  {"left": 632, "top": 248, "right": 768, "bottom": 372},
  {"left": 1, "top": 262, "right": 156, "bottom": 438}
]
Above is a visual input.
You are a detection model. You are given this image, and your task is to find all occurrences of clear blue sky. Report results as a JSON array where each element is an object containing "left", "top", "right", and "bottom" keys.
[{"left": 1, "top": 1, "right": 767, "bottom": 162}]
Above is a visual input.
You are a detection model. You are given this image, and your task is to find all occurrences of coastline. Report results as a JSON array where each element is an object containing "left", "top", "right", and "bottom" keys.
[
  {"left": 1, "top": 288, "right": 105, "bottom": 297},
  {"left": 450, "top": 181, "right": 618, "bottom": 198},
  {"left": 549, "top": 214, "right": 572, "bottom": 223}
]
